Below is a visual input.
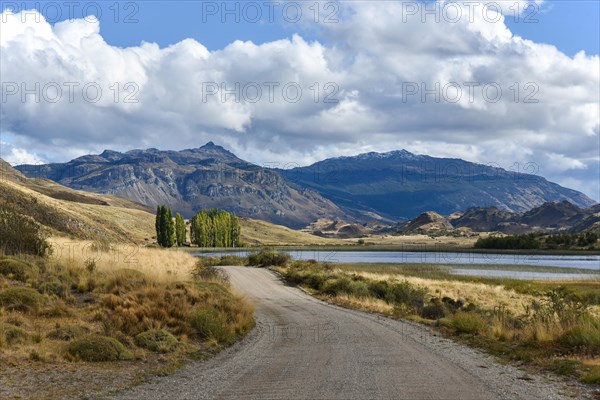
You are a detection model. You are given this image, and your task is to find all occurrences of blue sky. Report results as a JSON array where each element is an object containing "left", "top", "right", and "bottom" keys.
[{"left": 5, "top": 1, "right": 599, "bottom": 55}]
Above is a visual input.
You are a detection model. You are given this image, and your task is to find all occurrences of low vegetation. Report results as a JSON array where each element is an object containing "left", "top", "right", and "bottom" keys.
[
  {"left": 0, "top": 204, "right": 51, "bottom": 256},
  {"left": 267, "top": 252, "right": 600, "bottom": 385},
  {"left": 475, "top": 231, "right": 600, "bottom": 251},
  {"left": 0, "top": 238, "right": 254, "bottom": 399}
]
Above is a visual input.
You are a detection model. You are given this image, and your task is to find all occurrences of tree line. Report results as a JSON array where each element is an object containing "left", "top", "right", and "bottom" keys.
[
  {"left": 474, "top": 231, "right": 600, "bottom": 250},
  {"left": 155, "top": 205, "right": 186, "bottom": 248},
  {"left": 155, "top": 206, "right": 241, "bottom": 248},
  {"left": 190, "top": 209, "right": 241, "bottom": 248}
]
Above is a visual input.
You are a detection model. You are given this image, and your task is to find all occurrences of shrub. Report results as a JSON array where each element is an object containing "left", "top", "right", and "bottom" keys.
[
  {"left": 367, "top": 280, "right": 390, "bottom": 300},
  {"left": 0, "top": 205, "right": 51, "bottom": 256},
  {"left": 0, "top": 323, "right": 29, "bottom": 345},
  {"left": 218, "top": 255, "right": 246, "bottom": 266},
  {"left": 192, "top": 259, "right": 230, "bottom": 284},
  {"left": 134, "top": 329, "right": 178, "bottom": 353},
  {"left": 0, "top": 258, "right": 37, "bottom": 282},
  {"left": 389, "top": 281, "right": 427, "bottom": 309},
  {"left": 47, "top": 325, "right": 86, "bottom": 341},
  {"left": 421, "top": 300, "right": 447, "bottom": 320},
  {"left": 0, "top": 287, "right": 44, "bottom": 313},
  {"left": 559, "top": 324, "right": 600, "bottom": 353},
  {"left": 580, "top": 367, "right": 600, "bottom": 384},
  {"left": 322, "top": 277, "right": 353, "bottom": 296},
  {"left": 68, "top": 334, "right": 133, "bottom": 361},
  {"left": 550, "top": 358, "right": 581, "bottom": 376},
  {"left": 247, "top": 249, "right": 291, "bottom": 267},
  {"left": 449, "top": 312, "right": 488, "bottom": 334},
  {"left": 189, "top": 308, "right": 232, "bottom": 343},
  {"left": 38, "top": 278, "right": 68, "bottom": 298}
]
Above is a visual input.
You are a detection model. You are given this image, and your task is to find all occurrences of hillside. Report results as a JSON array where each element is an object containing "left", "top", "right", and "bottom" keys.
[
  {"left": 239, "top": 217, "right": 345, "bottom": 246},
  {"left": 2, "top": 158, "right": 336, "bottom": 246},
  {"left": 283, "top": 150, "right": 596, "bottom": 220},
  {"left": 1, "top": 158, "right": 155, "bottom": 243},
  {"left": 16, "top": 143, "right": 345, "bottom": 228},
  {"left": 452, "top": 201, "right": 600, "bottom": 234}
]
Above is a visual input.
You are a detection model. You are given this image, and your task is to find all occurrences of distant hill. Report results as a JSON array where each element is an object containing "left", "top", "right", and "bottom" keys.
[
  {"left": 282, "top": 150, "right": 596, "bottom": 221},
  {"left": 17, "top": 143, "right": 344, "bottom": 229},
  {"left": 450, "top": 201, "right": 599, "bottom": 234},
  {"left": 17, "top": 143, "right": 596, "bottom": 227}
]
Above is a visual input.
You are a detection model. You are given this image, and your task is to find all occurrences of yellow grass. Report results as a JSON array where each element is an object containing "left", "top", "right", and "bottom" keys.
[
  {"left": 325, "top": 293, "right": 393, "bottom": 315},
  {"left": 47, "top": 237, "right": 196, "bottom": 283},
  {"left": 351, "top": 271, "right": 537, "bottom": 315},
  {"left": 240, "top": 217, "right": 345, "bottom": 246},
  {"left": 340, "top": 233, "right": 479, "bottom": 248},
  {"left": 1, "top": 178, "right": 155, "bottom": 243}
]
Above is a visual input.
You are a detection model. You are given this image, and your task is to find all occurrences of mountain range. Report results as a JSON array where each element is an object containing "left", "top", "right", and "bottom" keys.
[
  {"left": 15, "top": 142, "right": 597, "bottom": 228},
  {"left": 396, "top": 201, "right": 600, "bottom": 235}
]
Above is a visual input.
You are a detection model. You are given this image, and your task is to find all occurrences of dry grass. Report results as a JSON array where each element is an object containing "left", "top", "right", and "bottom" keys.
[
  {"left": 47, "top": 237, "right": 195, "bottom": 283},
  {"left": 239, "top": 217, "right": 344, "bottom": 246},
  {"left": 0, "top": 178, "right": 155, "bottom": 243},
  {"left": 340, "top": 233, "right": 479, "bottom": 248},
  {"left": 353, "top": 271, "right": 537, "bottom": 315},
  {"left": 0, "top": 241, "right": 254, "bottom": 399},
  {"left": 324, "top": 293, "right": 393, "bottom": 315}
]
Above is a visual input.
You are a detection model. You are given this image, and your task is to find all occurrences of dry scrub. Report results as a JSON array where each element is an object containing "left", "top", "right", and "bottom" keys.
[{"left": 0, "top": 238, "right": 254, "bottom": 399}]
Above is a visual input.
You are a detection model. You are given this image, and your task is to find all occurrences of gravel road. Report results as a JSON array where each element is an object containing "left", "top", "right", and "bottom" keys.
[{"left": 108, "top": 266, "right": 593, "bottom": 400}]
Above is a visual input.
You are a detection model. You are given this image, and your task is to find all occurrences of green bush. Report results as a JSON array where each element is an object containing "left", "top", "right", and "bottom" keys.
[
  {"left": 0, "top": 287, "right": 44, "bottom": 313},
  {"left": 367, "top": 280, "right": 390, "bottom": 300},
  {"left": 389, "top": 281, "right": 427, "bottom": 309},
  {"left": 0, "top": 258, "right": 38, "bottom": 282},
  {"left": 550, "top": 358, "right": 581, "bottom": 376},
  {"left": 38, "top": 278, "right": 68, "bottom": 298},
  {"left": 449, "top": 312, "right": 488, "bottom": 334},
  {"left": 0, "top": 323, "right": 29, "bottom": 346},
  {"left": 247, "top": 249, "right": 291, "bottom": 267},
  {"left": 580, "top": 368, "right": 600, "bottom": 384},
  {"left": 322, "top": 277, "right": 353, "bottom": 296},
  {"left": 134, "top": 329, "right": 178, "bottom": 353},
  {"left": 0, "top": 206, "right": 51, "bottom": 256},
  {"left": 559, "top": 325, "right": 600, "bottom": 353},
  {"left": 68, "top": 334, "right": 133, "bottom": 361},
  {"left": 189, "top": 307, "right": 232, "bottom": 343}
]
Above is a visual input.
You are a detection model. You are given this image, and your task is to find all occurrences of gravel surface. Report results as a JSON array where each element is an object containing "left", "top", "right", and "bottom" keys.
[{"left": 105, "top": 267, "right": 596, "bottom": 400}]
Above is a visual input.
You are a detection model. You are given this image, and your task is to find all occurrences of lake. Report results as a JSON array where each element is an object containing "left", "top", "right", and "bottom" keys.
[{"left": 194, "top": 250, "right": 600, "bottom": 280}]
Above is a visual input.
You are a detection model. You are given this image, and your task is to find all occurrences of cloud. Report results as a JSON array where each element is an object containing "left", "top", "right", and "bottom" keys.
[{"left": 0, "top": 2, "right": 598, "bottom": 201}]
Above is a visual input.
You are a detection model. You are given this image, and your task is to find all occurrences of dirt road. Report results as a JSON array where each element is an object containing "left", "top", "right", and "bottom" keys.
[{"left": 110, "top": 267, "right": 587, "bottom": 400}]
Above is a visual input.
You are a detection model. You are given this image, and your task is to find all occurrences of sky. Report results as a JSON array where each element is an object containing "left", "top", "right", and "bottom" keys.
[{"left": 1, "top": 0, "right": 599, "bottom": 201}]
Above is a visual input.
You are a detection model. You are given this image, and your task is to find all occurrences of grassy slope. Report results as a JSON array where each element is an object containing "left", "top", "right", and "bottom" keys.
[
  {"left": 1, "top": 159, "right": 155, "bottom": 243},
  {"left": 239, "top": 217, "right": 345, "bottom": 246}
]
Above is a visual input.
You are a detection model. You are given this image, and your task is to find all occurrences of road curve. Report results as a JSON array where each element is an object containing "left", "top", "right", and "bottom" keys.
[{"left": 110, "top": 267, "right": 586, "bottom": 400}]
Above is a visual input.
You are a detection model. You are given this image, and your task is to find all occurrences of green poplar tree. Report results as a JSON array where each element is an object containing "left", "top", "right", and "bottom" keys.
[
  {"left": 175, "top": 213, "right": 186, "bottom": 246},
  {"left": 166, "top": 207, "right": 175, "bottom": 247}
]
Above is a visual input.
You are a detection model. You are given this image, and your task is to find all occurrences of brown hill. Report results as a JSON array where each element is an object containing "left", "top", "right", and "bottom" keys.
[{"left": 401, "top": 212, "right": 453, "bottom": 233}]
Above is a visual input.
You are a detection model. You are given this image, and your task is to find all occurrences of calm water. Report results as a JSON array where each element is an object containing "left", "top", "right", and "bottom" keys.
[{"left": 194, "top": 250, "right": 600, "bottom": 280}]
